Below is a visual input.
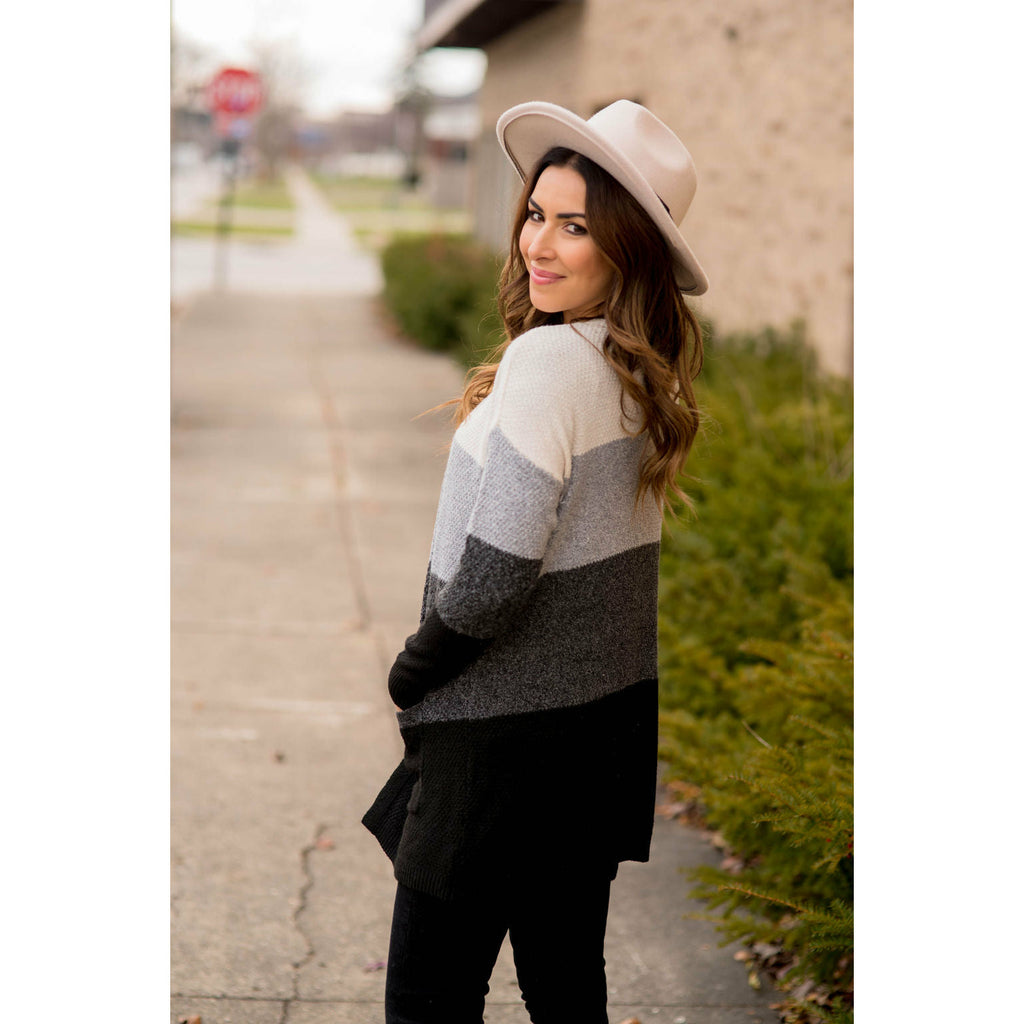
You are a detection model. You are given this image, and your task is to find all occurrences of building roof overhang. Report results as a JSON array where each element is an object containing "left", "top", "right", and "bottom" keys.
[{"left": 416, "top": 0, "right": 580, "bottom": 51}]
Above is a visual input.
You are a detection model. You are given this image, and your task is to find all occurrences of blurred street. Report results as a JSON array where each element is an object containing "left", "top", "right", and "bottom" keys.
[{"left": 170, "top": 168, "right": 779, "bottom": 1023}]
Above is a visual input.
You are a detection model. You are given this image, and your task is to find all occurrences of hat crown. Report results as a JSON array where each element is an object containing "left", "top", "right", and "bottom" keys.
[{"left": 587, "top": 100, "right": 696, "bottom": 225}]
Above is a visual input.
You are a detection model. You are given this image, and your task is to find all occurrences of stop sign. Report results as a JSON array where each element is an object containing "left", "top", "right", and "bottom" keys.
[{"left": 208, "top": 67, "right": 264, "bottom": 116}]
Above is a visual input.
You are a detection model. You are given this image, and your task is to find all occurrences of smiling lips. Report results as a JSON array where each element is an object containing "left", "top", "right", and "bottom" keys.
[{"left": 529, "top": 265, "right": 565, "bottom": 285}]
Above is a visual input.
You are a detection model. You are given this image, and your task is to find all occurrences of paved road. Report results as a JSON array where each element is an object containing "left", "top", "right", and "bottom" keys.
[{"left": 170, "top": 168, "right": 779, "bottom": 1024}]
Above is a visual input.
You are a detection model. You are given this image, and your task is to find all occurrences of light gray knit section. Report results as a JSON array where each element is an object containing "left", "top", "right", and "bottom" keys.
[
  {"left": 429, "top": 427, "right": 564, "bottom": 580},
  {"left": 466, "top": 428, "right": 564, "bottom": 559},
  {"left": 428, "top": 439, "right": 482, "bottom": 583},
  {"left": 429, "top": 430, "right": 659, "bottom": 585},
  {"left": 542, "top": 435, "right": 662, "bottom": 573}
]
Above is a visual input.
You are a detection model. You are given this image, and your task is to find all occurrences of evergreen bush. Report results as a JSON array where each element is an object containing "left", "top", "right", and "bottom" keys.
[
  {"left": 659, "top": 324, "right": 853, "bottom": 1021},
  {"left": 380, "top": 234, "right": 503, "bottom": 366}
]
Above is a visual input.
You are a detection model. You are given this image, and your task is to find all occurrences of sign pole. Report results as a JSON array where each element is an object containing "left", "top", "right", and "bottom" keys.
[{"left": 213, "top": 139, "right": 240, "bottom": 291}]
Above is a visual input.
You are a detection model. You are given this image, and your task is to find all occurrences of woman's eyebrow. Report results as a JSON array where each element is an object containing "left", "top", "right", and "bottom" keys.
[{"left": 528, "top": 196, "right": 586, "bottom": 219}]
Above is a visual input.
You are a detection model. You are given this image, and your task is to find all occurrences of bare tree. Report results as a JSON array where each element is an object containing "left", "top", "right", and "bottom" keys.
[
  {"left": 246, "top": 38, "right": 310, "bottom": 180},
  {"left": 393, "top": 50, "right": 434, "bottom": 191}
]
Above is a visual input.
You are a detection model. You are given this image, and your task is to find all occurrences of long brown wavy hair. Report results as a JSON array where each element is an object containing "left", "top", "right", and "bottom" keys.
[{"left": 452, "top": 146, "right": 704, "bottom": 512}]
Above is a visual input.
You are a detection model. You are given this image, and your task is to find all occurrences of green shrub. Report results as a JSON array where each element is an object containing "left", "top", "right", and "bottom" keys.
[
  {"left": 380, "top": 234, "right": 503, "bottom": 366},
  {"left": 658, "top": 324, "right": 853, "bottom": 1021}
]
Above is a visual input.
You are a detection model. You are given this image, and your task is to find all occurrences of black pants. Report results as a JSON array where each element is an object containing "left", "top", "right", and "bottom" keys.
[{"left": 384, "top": 868, "right": 613, "bottom": 1024}]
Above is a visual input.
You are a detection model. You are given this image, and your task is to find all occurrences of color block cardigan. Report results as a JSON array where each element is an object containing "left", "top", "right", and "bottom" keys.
[{"left": 362, "top": 318, "right": 661, "bottom": 900}]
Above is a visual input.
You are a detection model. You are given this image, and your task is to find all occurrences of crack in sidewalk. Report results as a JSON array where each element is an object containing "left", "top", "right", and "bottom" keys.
[
  {"left": 280, "top": 823, "right": 330, "bottom": 1024},
  {"left": 307, "top": 316, "right": 393, "bottom": 685}
]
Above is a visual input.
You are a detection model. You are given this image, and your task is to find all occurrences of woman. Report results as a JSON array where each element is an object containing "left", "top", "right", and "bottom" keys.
[{"left": 363, "top": 99, "right": 709, "bottom": 1024}]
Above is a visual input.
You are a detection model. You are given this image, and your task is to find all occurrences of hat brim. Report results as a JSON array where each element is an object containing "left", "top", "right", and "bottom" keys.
[{"left": 496, "top": 101, "right": 709, "bottom": 296}]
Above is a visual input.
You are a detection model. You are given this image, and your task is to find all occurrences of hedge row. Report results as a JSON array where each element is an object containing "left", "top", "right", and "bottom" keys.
[
  {"left": 380, "top": 233, "right": 503, "bottom": 367},
  {"left": 379, "top": 235, "right": 853, "bottom": 1023},
  {"left": 658, "top": 327, "right": 853, "bottom": 1022}
]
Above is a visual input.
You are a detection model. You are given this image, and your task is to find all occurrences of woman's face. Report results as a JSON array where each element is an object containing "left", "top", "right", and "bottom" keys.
[{"left": 519, "top": 164, "right": 615, "bottom": 321}]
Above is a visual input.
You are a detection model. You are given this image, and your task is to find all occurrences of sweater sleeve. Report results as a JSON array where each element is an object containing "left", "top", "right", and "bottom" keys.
[{"left": 387, "top": 328, "right": 580, "bottom": 709}]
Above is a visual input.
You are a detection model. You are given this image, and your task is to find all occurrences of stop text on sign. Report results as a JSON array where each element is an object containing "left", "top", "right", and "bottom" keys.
[{"left": 208, "top": 67, "right": 264, "bottom": 116}]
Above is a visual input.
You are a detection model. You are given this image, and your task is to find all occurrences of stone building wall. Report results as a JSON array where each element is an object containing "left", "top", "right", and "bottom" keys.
[{"left": 466, "top": 0, "right": 853, "bottom": 375}]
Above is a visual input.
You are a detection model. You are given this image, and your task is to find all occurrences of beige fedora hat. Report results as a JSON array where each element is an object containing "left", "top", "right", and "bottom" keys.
[{"left": 496, "top": 100, "right": 709, "bottom": 295}]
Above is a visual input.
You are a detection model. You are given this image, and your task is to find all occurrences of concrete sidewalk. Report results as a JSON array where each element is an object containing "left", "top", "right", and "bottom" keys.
[{"left": 170, "top": 170, "right": 779, "bottom": 1024}]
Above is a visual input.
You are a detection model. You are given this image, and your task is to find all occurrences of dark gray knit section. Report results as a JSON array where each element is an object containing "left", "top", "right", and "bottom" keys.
[
  {"left": 434, "top": 534, "right": 543, "bottom": 639},
  {"left": 399, "top": 540, "right": 660, "bottom": 727}
]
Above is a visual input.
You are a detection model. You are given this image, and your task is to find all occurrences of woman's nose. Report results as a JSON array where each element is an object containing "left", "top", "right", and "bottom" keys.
[{"left": 527, "top": 224, "right": 554, "bottom": 259}]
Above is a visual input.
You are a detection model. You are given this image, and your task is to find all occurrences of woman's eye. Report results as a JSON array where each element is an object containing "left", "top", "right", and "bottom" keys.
[
  {"left": 565, "top": 222, "right": 587, "bottom": 236},
  {"left": 528, "top": 210, "right": 543, "bottom": 222}
]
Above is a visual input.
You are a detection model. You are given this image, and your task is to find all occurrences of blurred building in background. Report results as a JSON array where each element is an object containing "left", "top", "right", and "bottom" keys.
[
  {"left": 314, "top": 109, "right": 405, "bottom": 177},
  {"left": 417, "top": 0, "right": 853, "bottom": 376},
  {"left": 422, "top": 92, "right": 481, "bottom": 208}
]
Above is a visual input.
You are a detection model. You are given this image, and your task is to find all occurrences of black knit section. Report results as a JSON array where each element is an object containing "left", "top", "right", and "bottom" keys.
[
  {"left": 364, "top": 678, "right": 659, "bottom": 901},
  {"left": 360, "top": 759, "right": 417, "bottom": 861},
  {"left": 387, "top": 606, "right": 493, "bottom": 710}
]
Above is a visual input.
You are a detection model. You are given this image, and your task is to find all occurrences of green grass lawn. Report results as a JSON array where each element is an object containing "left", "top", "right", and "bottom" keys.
[
  {"left": 232, "top": 177, "right": 295, "bottom": 210},
  {"left": 173, "top": 174, "right": 295, "bottom": 238},
  {"left": 311, "top": 174, "right": 423, "bottom": 211},
  {"left": 171, "top": 220, "right": 294, "bottom": 239}
]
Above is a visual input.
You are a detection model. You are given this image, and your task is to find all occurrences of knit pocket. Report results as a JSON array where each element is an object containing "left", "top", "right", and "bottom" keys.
[
  {"left": 402, "top": 730, "right": 424, "bottom": 815},
  {"left": 361, "top": 758, "right": 418, "bottom": 862}
]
